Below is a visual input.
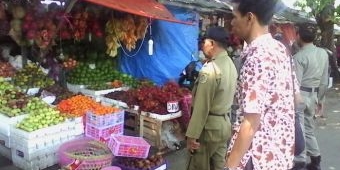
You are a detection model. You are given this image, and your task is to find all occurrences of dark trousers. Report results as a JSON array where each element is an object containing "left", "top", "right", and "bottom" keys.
[{"left": 244, "top": 158, "right": 254, "bottom": 170}]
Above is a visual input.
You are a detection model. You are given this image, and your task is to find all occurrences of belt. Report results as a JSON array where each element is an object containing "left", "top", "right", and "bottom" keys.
[
  {"left": 209, "top": 112, "right": 227, "bottom": 117},
  {"left": 300, "top": 86, "right": 319, "bottom": 92}
]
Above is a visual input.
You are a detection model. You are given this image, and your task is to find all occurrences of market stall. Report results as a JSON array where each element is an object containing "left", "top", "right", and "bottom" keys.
[{"left": 0, "top": 0, "right": 198, "bottom": 169}]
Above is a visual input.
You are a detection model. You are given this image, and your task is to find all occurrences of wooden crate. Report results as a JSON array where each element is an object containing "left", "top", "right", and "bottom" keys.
[
  {"left": 139, "top": 115, "right": 164, "bottom": 150},
  {"left": 123, "top": 109, "right": 140, "bottom": 133}
]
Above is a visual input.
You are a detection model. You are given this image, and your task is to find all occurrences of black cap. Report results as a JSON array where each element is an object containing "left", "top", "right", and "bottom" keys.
[{"left": 202, "top": 26, "right": 229, "bottom": 44}]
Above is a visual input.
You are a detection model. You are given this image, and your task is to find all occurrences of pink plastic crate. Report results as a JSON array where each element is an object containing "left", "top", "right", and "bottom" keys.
[
  {"left": 108, "top": 135, "right": 150, "bottom": 159},
  {"left": 86, "top": 110, "right": 125, "bottom": 127},
  {"left": 85, "top": 123, "right": 124, "bottom": 141}
]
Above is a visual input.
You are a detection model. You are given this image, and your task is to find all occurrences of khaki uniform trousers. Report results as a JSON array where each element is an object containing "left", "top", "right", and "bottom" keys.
[
  {"left": 187, "top": 115, "right": 231, "bottom": 170},
  {"left": 295, "top": 90, "right": 321, "bottom": 162}
]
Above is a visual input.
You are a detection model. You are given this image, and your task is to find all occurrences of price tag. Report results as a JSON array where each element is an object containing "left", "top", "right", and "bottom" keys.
[
  {"left": 167, "top": 101, "right": 179, "bottom": 113},
  {"left": 155, "top": 163, "right": 167, "bottom": 170},
  {"left": 89, "top": 64, "right": 96, "bottom": 69},
  {"left": 26, "top": 88, "right": 40, "bottom": 96}
]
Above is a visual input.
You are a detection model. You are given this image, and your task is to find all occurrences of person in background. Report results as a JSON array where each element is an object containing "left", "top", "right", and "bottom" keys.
[
  {"left": 225, "top": 0, "right": 296, "bottom": 169},
  {"left": 185, "top": 26, "right": 237, "bottom": 170},
  {"left": 292, "top": 24, "right": 329, "bottom": 170}
]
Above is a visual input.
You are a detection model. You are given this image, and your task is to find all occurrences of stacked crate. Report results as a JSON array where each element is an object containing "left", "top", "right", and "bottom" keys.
[
  {"left": 10, "top": 117, "right": 84, "bottom": 170},
  {"left": 85, "top": 110, "right": 125, "bottom": 143}
]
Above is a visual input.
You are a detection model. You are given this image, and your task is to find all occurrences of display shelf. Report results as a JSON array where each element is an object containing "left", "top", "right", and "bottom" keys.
[
  {"left": 66, "top": 83, "right": 85, "bottom": 93},
  {"left": 81, "top": 87, "right": 125, "bottom": 97},
  {"left": 140, "top": 111, "right": 182, "bottom": 121}
]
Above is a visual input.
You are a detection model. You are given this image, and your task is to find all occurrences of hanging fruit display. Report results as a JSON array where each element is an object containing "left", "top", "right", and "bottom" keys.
[
  {"left": 21, "top": 8, "right": 59, "bottom": 49},
  {"left": 59, "top": 8, "right": 104, "bottom": 41},
  {"left": 105, "top": 14, "right": 148, "bottom": 57}
]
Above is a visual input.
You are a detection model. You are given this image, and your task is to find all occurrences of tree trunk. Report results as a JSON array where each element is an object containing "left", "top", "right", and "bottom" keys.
[{"left": 316, "top": 3, "right": 340, "bottom": 83}]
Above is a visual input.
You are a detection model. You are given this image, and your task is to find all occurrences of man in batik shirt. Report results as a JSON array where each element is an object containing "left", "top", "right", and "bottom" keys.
[{"left": 225, "top": 0, "right": 296, "bottom": 169}]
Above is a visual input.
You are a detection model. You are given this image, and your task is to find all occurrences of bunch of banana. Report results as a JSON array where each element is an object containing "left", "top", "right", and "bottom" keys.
[
  {"left": 105, "top": 14, "right": 149, "bottom": 56},
  {"left": 105, "top": 19, "right": 121, "bottom": 57},
  {"left": 135, "top": 17, "right": 148, "bottom": 40}
]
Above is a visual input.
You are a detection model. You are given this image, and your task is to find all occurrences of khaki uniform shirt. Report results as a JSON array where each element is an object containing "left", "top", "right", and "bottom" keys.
[
  {"left": 186, "top": 51, "right": 237, "bottom": 139},
  {"left": 294, "top": 44, "right": 329, "bottom": 99}
]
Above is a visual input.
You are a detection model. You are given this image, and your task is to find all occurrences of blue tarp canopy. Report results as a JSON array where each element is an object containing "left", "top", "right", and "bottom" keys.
[{"left": 119, "top": 6, "right": 199, "bottom": 85}]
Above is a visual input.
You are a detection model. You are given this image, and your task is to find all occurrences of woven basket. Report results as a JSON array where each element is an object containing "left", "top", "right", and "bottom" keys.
[{"left": 58, "top": 137, "right": 113, "bottom": 170}]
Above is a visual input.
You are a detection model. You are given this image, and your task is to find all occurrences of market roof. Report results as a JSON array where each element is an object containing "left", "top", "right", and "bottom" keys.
[
  {"left": 158, "top": 0, "right": 232, "bottom": 13},
  {"left": 275, "top": 7, "right": 316, "bottom": 24},
  {"left": 83, "top": 0, "right": 193, "bottom": 24}
]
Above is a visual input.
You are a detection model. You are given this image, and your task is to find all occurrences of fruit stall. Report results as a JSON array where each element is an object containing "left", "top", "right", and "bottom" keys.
[{"left": 0, "top": 0, "right": 198, "bottom": 169}]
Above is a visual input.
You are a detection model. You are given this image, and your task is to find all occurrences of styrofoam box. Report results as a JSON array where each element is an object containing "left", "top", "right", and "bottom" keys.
[
  {"left": 0, "top": 113, "right": 27, "bottom": 136},
  {"left": 10, "top": 120, "right": 84, "bottom": 160},
  {"left": 12, "top": 149, "right": 58, "bottom": 170},
  {"left": 66, "top": 83, "right": 85, "bottom": 93},
  {"left": 101, "top": 97, "right": 128, "bottom": 108},
  {"left": 0, "top": 144, "right": 11, "bottom": 160},
  {"left": 81, "top": 87, "right": 124, "bottom": 97},
  {"left": 86, "top": 110, "right": 125, "bottom": 127},
  {"left": 140, "top": 111, "right": 182, "bottom": 121},
  {"left": 0, "top": 133, "right": 10, "bottom": 148}
]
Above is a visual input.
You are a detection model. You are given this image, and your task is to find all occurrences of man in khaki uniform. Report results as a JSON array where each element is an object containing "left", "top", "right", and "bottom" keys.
[
  {"left": 292, "top": 25, "right": 329, "bottom": 170},
  {"left": 185, "top": 26, "right": 238, "bottom": 170}
]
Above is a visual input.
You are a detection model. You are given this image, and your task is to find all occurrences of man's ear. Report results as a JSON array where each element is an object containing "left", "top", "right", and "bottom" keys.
[{"left": 247, "top": 12, "right": 255, "bottom": 22}]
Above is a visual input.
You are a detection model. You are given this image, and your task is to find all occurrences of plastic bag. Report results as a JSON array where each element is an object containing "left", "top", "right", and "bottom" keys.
[{"left": 161, "top": 121, "right": 181, "bottom": 150}]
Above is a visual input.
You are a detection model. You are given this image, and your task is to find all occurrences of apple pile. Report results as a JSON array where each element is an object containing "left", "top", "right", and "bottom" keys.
[
  {"left": 0, "top": 78, "right": 17, "bottom": 94},
  {"left": 0, "top": 62, "right": 16, "bottom": 78},
  {"left": 0, "top": 90, "right": 29, "bottom": 117},
  {"left": 13, "top": 63, "right": 55, "bottom": 88},
  {"left": 17, "top": 97, "right": 65, "bottom": 132}
]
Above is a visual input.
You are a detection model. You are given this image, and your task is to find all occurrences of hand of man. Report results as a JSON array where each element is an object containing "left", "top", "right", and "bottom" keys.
[{"left": 186, "top": 137, "right": 200, "bottom": 153}]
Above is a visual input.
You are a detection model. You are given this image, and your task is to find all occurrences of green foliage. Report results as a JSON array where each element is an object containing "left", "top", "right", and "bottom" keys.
[{"left": 294, "top": 0, "right": 340, "bottom": 22}]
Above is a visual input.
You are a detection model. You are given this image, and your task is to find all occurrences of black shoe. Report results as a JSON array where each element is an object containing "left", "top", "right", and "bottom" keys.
[
  {"left": 291, "top": 161, "right": 306, "bottom": 170},
  {"left": 306, "top": 156, "right": 321, "bottom": 170}
]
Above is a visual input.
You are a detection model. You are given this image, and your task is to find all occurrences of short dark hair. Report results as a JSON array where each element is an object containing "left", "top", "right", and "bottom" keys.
[
  {"left": 232, "top": 0, "right": 280, "bottom": 25},
  {"left": 297, "top": 24, "right": 316, "bottom": 43}
]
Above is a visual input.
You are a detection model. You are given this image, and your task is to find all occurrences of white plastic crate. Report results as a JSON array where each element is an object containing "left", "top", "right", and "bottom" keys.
[
  {"left": 0, "top": 113, "right": 27, "bottom": 136},
  {"left": 0, "top": 133, "right": 10, "bottom": 148},
  {"left": 86, "top": 110, "right": 125, "bottom": 127},
  {"left": 12, "top": 149, "right": 58, "bottom": 170},
  {"left": 0, "top": 143, "right": 11, "bottom": 160}
]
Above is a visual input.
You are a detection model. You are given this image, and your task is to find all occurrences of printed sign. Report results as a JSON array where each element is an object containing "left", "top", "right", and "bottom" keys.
[{"left": 167, "top": 101, "right": 179, "bottom": 113}]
